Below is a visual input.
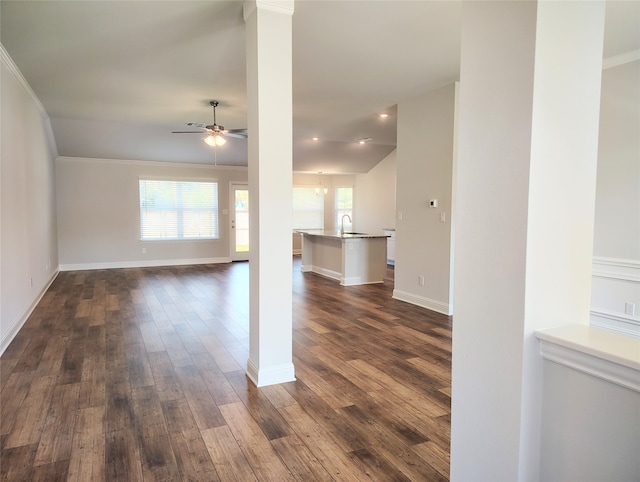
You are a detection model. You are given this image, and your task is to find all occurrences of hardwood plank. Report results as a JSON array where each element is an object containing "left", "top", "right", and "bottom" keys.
[
  {"left": 411, "top": 440, "right": 451, "bottom": 479},
  {"left": 33, "top": 383, "right": 79, "bottom": 466},
  {"left": 126, "top": 343, "right": 155, "bottom": 388},
  {"left": 349, "top": 446, "right": 413, "bottom": 482},
  {"left": 190, "top": 352, "right": 239, "bottom": 406},
  {"left": 0, "top": 370, "right": 37, "bottom": 436},
  {"left": 224, "top": 370, "right": 294, "bottom": 440},
  {"left": 201, "top": 425, "right": 258, "bottom": 482},
  {"left": 4, "top": 375, "right": 56, "bottom": 449},
  {"left": 271, "top": 434, "right": 334, "bottom": 481},
  {"left": 278, "top": 403, "right": 372, "bottom": 481},
  {"left": 218, "top": 401, "right": 295, "bottom": 481},
  {"left": 31, "top": 459, "right": 70, "bottom": 482},
  {"left": 348, "top": 358, "right": 449, "bottom": 417},
  {"left": 161, "top": 398, "right": 221, "bottom": 481},
  {"left": 174, "top": 364, "right": 226, "bottom": 430},
  {"left": 130, "top": 385, "right": 181, "bottom": 481},
  {"left": 0, "top": 443, "right": 37, "bottom": 481},
  {"left": 104, "top": 429, "right": 144, "bottom": 482},
  {"left": 138, "top": 322, "right": 166, "bottom": 353},
  {"left": 67, "top": 405, "right": 105, "bottom": 482}
]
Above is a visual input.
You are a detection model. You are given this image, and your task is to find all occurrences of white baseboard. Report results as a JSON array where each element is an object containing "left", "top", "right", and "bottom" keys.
[
  {"left": 392, "top": 289, "right": 452, "bottom": 316},
  {"left": 59, "top": 257, "right": 231, "bottom": 271},
  {"left": 246, "top": 359, "right": 296, "bottom": 387},
  {"left": 1, "top": 270, "right": 60, "bottom": 356},
  {"left": 301, "top": 265, "right": 342, "bottom": 282}
]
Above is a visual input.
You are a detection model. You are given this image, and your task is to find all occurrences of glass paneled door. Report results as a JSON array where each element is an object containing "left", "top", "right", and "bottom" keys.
[{"left": 230, "top": 183, "right": 249, "bottom": 261}]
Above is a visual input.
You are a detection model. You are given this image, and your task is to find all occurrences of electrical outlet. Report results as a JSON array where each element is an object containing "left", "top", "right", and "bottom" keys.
[
  {"left": 397, "top": 211, "right": 403, "bottom": 221},
  {"left": 418, "top": 275, "right": 425, "bottom": 286},
  {"left": 625, "top": 302, "right": 636, "bottom": 316},
  {"left": 142, "top": 247, "right": 147, "bottom": 254},
  {"left": 440, "top": 212, "right": 446, "bottom": 223},
  {"left": 29, "top": 277, "right": 33, "bottom": 287}
]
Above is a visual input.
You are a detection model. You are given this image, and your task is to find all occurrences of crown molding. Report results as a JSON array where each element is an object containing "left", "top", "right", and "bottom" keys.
[
  {"left": 56, "top": 156, "right": 248, "bottom": 171},
  {"left": 1, "top": 43, "right": 59, "bottom": 157},
  {"left": 1, "top": 43, "right": 48, "bottom": 119}
]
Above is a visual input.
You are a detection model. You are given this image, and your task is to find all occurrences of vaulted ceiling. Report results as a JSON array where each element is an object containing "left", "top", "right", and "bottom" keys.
[{"left": 1, "top": 1, "right": 638, "bottom": 173}]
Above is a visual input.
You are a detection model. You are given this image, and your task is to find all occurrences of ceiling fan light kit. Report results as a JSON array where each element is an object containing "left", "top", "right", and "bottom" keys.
[
  {"left": 172, "top": 100, "right": 247, "bottom": 147},
  {"left": 204, "top": 133, "right": 226, "bottom": 146}
]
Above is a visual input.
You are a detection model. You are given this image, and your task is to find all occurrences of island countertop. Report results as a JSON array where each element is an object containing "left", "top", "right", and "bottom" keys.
[{"left": 297, "top": 230, "right": 389, "bottom": 239}]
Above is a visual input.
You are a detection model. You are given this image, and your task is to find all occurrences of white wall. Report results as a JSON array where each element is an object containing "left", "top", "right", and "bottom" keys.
[
  {"left": 55, "top": 157, "right": 247, "bottom": 269},
  {"left": 1, "top": 49, "right": 58, "bottom": 354},
  {"left": 540, "top": 361, "right": 639, "bottom": 480},
  {"left": 354, "top": 149, "right": 396, "bottom": 234},
  {"left": 451, "top": 2, "right": 606, "bottom": 480},
  {"left": 591, "top": 60, "right": 640, "bottom": 336},
  {"left": 394, "top": 84, "right": 456, "bottom": 315}
]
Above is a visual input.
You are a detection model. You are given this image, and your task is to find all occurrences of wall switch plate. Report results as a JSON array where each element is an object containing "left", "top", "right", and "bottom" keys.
[
  {"left": 397, "top": 211, "right": 403, "bottom": 221},
  {"left": 429, "top": 199, "right": 438, "bottom": 208},
  {"left": 440, "top": 212, "right": 446, "bottom": 223},
  {"left": 141, "top": 247, "right": 147, "bottom": 254},
  {"left": 418, "top": 275, "right": 425, "bottom": 286}
]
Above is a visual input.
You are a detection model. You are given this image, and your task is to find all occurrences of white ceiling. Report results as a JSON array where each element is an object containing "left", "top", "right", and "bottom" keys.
[{"left": 1, "top": 1, "right": 638, "bottom": 173}]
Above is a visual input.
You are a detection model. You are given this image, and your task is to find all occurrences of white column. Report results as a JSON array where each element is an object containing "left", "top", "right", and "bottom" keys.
[
  {"left": 243, "top": 0, "right": 295, "bottom": 387},
  {"left": 450, "top": 1, "right": 605, "bottom": 480}
]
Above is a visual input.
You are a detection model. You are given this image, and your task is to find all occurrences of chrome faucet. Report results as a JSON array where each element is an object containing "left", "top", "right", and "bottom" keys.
[{"left": 340, "top": 214, "right": 352, "bottom": 236}]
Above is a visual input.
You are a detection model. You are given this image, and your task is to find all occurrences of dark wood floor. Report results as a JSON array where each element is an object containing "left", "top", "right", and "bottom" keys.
[{"left": 1, "top": 257, "right": 452, "bottom": 481}]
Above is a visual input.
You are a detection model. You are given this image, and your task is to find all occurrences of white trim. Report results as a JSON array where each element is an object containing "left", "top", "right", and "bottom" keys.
[
  {"left": 56, "top": 156, "right": 247, "bottom": 171},
  {"left": 536, "top": 325, "right": 640, "bottom": 393},
  {"left": 301, "top": 265, "right": 342, "bottom": 282},
  {"left": 602, "top": 49, "right": 640, "bottom": 70},
  {"left": 341, "top": 276, "right": 382, "bottom": 287},
  {"left": 243, "top": 0, "right": 294, "bottom": 21},
  {"left": 246, "top": 359, "right": 296, "bottom": 387},
  {"left": 591, "top": 309, "right": 640, "bottom": 338},
  {"left": 1, "top": 43, "right": 58, "bottom": 156},
  {"left": 592, "top": 256, "right": 640, "bottom": 282},
  {"left": 59, "top": 257, "right": 231, "bottom": 272},
  {"left": 1, "top": 270, "right": 60, "bottom": 356},
  {"left": 1, "top": 43, "right": 47, "bottom": 118},
  {"left": 392, "top": 289, "right": 452, "bottom": 316}
]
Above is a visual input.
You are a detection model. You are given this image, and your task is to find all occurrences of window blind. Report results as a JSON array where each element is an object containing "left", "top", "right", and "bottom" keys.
[
  {"left": 139, "top": 179, "right": 219, "bottom": 240},
  {"left": 292, "top": 187, "right": 324, "bottom": 230}
]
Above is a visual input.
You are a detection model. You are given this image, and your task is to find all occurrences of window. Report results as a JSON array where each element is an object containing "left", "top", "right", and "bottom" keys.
[
  {"left": 335, "top": 187, "right": 353, "bottom": 230},
  {"left": 293, "top": 187, "right": 324, "bottom": 230},
  {"left": 139, "top": 179, "right": 219, "bottom": 240}
]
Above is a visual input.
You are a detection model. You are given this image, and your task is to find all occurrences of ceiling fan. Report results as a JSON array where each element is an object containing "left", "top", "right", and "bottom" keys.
[{"left": 172, "top": 100, "right": 247, "bottom": 146}]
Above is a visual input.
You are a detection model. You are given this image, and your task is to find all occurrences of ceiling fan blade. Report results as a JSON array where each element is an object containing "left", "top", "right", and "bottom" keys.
[
  {"left": 172, "top": 131, "right": 208, "bottom": 134},
  {"left": 222, "top": 128, "right": 248, "bottom": 139}
]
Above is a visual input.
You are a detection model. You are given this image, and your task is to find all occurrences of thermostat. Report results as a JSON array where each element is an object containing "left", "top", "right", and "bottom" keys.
[{"left": 429, "top": 199, "right": 438, "bottom": 208}]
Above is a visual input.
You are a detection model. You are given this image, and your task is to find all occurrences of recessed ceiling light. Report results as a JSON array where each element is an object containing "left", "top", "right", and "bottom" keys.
[
  {"left": 312, "top": 137, "right": 318, "bottom": 141},
  {"left": 359, "top": 140, "right": 366, "bottom": 144},
  {"left": 380, "top": 113, "right": 389, "bottom": 118},
  {"left": 357, "top": 137, "right": 373, "bottom": 144}
]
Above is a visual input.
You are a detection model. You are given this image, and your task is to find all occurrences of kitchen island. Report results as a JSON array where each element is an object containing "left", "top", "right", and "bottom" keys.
[{"left": 298, "top": 230, "right": 389, "bottom": 286}]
